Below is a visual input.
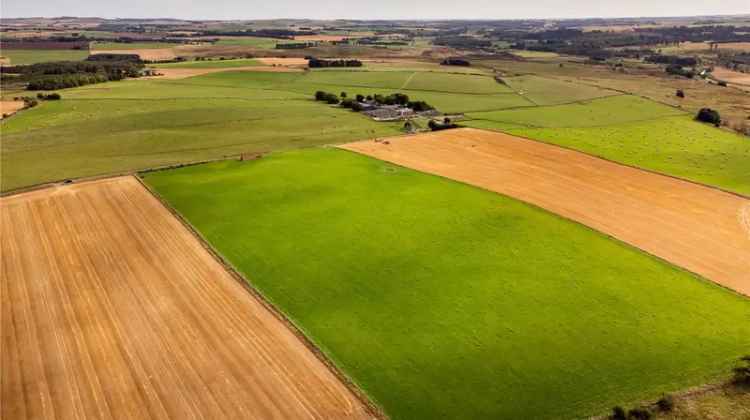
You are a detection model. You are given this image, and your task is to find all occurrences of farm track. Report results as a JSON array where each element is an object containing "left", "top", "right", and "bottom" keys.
[
  {"left": 341, "top": 128, "right": 750, "bottom": 296},
  {"left": 1, "top": 176, "right": 374, "bottom": 420}
]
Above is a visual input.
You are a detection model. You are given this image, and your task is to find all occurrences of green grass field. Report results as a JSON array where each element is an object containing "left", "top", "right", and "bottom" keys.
[
  {"left": 467, "top": 95, "right": 683, "bottom": 128},
  {"left": 214, "top": 37, "right": 279, "bottom": 48},
  {"left": 144, "top": 148, "right": 750, "bottom": 420},
  {"left": 151, "top": 58, "right": 262, "bottom": 68},
  {"left": 3, "top": 67, "right": 747, "bottom": 194},
  {"left": 90, "top": 41, "right": 179, "bottom": 50},
  {"left": 0, "top": 49, "right": 89, "bottom": 64},
  {"left": 0, "top": 76, "right": 402, "bottom": 191},
  {"left": 503, "top": 75, "right": 620, "bottom": 105},
  {"left": 465, "top": 95, "right": 750, "bottom": 195}
]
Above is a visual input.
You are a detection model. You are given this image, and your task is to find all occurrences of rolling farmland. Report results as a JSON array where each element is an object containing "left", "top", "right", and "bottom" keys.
[
  {"left": 341, "top": 127, "right": 750, "bottom": 296},
  {"left": 1, "top": 176, "right": 373, "bottom": 419},
  {"left": 145, "top": 149, "right": 750, "bottom": 419}
]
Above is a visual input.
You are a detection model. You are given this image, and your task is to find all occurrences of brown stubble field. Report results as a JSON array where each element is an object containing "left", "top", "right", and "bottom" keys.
[
  {"left": 341, "top": 128, "right": 750, "bottom": 296},
  {"left": 1, "top": 176, "right": 374, "bottom": 420}
]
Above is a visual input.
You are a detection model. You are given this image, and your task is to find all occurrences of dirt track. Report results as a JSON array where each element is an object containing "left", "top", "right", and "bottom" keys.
[
  {"left": 1, "top": 176, "right": 373, "bottom": 419},
  {"left": 341, "top": 128, "right": 750, "bottom": 296}
]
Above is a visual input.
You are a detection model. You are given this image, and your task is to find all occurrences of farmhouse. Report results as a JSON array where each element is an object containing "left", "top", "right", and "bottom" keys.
[{"left": 363, "top": 105, "right": 415, "bottom": 121}]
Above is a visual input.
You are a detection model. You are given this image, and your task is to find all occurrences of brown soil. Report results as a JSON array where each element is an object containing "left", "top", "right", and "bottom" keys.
[
  {"left": 256, "top": 57, "right": 309, "bottom": 66},
  {"left": 713, "top": 67, "right": 750, "bottom": 86},
  {"left": 341, "top": 128, "right": 750, "bottom": 296},
  {"left": 144, "top": 65, "right": 303, "bottom": 80},
  {"left": 1, "top": 176, "right": 374, "bottom": 419},
  {"left": 0, "top": 100, "right": 25, "bottom": 118}
]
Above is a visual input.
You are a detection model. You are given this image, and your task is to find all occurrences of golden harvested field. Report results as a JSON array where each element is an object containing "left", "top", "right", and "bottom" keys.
[
  {"left": 1, "top": 176, "right": 374, "bottom": 420},
  {"left": 94, "top": 48, "right": 178, "bottom": 61},
  {"left": 255, "top": 57, "right": 310, "bottom": 66},
  {"left": 144, "top": 65, "right": 303, "bottom": 79},
  {"left": 341, "top": 128, "right": 750, "bottom": 296},
  {"left": 713, "top": 67, "right": 750, "bottom": 87},
  {"left": 0, "top": 100, "right": 25, "bottom": 118}
]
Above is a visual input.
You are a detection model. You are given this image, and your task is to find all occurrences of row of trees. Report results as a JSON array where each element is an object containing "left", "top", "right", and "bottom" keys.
[
  {"left": 308, "top": 58, "right": 363, "bottom": 68},
  {"left": 5, "top": 56, "right": 145, "bottom": 91},
  {"left": 441, "top": 58, "right": 471, "bottom": 66}
]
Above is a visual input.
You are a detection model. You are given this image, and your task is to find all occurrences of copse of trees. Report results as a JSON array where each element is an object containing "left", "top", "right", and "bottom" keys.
[
  {"left": 7, "top": 57, "right": 145, "bottom": 91},
  {"left": 441, "top": 57, "right": 471, "bottom": 66},
  {"left": 695, "top": 108, "right": 721, "bottom": 126},
  {"left": 308, "top": 58, "right": 363, "bottom": 68},
  {"left": 665, "top": 64, "right": 695, "bottom": 78},
  {"left": 314, "top": 90, "right": 341, "bottom": 104},
  {"left": 36, "top": 92, "right": 61, "bottom": 100}
]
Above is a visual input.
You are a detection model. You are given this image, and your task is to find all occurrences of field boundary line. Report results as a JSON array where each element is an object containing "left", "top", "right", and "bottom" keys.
[
  {"left": 134, "top": 175, "right": 389, "bottom": 420},
  {"left": 399, "top": 71, "right": 417, "bottom": 89},
  {"left": 336, "top": 141, "right": 749, "bottom": 301}
]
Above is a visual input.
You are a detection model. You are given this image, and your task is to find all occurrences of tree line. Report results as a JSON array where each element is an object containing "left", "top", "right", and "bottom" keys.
[{"left": 4, "top": 55, "right": 144, "bottom": 91}]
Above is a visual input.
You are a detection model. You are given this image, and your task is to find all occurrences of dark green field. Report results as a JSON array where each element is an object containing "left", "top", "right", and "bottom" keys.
[{"left": 145, "top": 148, "right": 750, "bottom": 420}]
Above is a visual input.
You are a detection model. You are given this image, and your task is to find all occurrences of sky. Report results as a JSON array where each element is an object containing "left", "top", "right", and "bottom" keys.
[{"left": 1, "top": 0, "right": 748, "bottom": 21}]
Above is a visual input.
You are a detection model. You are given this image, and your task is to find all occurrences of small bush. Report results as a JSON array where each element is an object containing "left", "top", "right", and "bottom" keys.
[
  {"left": 656, "top": 394, "right": 674, "bottom": 412},
  {"left": 628, "top": 407, "right": 652, "bottom": 420},
  {"left": 695, "top": 108, "right": 721, "bottom": 126},
  {"left": 610, "top": 406, "right": 627, "bottom": 420},
  {"left": 733, "top": 355, "right": 750, "bottom": 385},
  {"left": 21, "top": 97, "right": 38, "bottom": 108},
  {"left": 675, "top": 89, "right": 685, "bottom": 98}
]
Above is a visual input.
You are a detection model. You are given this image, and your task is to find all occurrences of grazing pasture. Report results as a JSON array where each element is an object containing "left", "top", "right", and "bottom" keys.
[
  {"left": 2, "top": 66, "right": 745, "bottom": 194},
  {"left": 465, "top": 95, "right": 750, "bottom": 195},
  {"left": 467, "top": 95, "right": 684, "bottom": 128},
  {"left": 213, "top": 37, "right": 279, "bottom": 48},
  {"left": 0, "top": 48, "right": 89, "bottom": 64},
  {"left": 145, "top": 148, "right": 750, "bottom": 420},
  {"left": 0, "top": 75, "right": 402, "bottom": 191},
  {"left": 342, "top": 128, "right": 750, "bottom": 296},
  {"left": 503, "top": 74, "right": 618, "bottom": 105},
  {"left": 402, "top": 71, "right": 514, "bottom": 94},
  {"left": 1, "top": 176, "right": 373, "bottom": 420}
]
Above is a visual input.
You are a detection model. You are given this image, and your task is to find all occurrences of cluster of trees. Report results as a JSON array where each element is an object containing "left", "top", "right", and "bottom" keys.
[
  {"left": 314, "top": 91, "right": 434, "bottom": 112},
  {"left": 428, "top": 118, "right": 458, "bottom": 131},
  {"left": 314, "top": 91, "right": 342, "bottom": 104},
  {"left": 36, "top": 92, "right": 61, "bottom": 100},
  {"left": 645, "top": 54, "right": 697, "bottom": 66},
  {"left": 665, "top": 65, "right": 695, "bottom": 78},
  {"left": 308, "top": 58, "right": 363, "bottom": 68},
  {"left": 695, "top": 108, "right": 721, "bottom": 126},
  {"left": 441, "top": 58, "right": 471, "bottom": 66},
  {"left": 276, "top": 42, "right": 315, "bottom": 49},
  {"left": 6, "top": 57, "right": 144, "bottom": 91},
  {"left": 357, "top": 37, "right": 410, "bottom": 46}
]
